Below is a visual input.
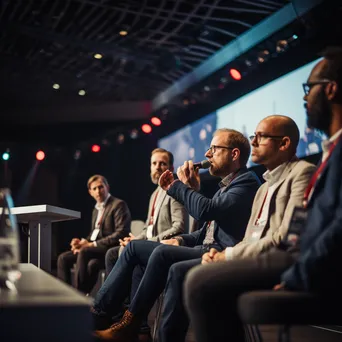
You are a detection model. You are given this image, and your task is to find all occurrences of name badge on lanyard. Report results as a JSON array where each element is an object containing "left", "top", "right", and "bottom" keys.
[
  {"left": 146, "top": 224, "right": 154, "bottom": 239},
  {"left": 246, "top": 225, "right": 264, "bottom": 243},
  {"left": 90, "top": 228, "right": 100, "bottom": 241}
]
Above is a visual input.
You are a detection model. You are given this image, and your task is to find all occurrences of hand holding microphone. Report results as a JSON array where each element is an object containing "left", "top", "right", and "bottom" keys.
[
  {"left": 177, "top": 159, "right": 210, "bottom": 191},
  {"left": 159, "top": 159, "right": 210, "bottom": 191},
  {"left": 192, "top": 160, "right": 211, "bottom": 170}
]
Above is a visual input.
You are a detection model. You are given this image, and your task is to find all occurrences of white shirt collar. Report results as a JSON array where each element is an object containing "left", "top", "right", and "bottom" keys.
[
  {"left": 262, "top": 162, "right": 288, "bottom": 187},
  {"left": 95, "top": 193, "right": 111, "bottom": 211},
  {"left": 321, "top": 128, "right": 342, "bottom": 154}
]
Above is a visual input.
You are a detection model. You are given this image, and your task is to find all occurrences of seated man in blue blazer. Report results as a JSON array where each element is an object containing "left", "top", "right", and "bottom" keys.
[
  {"left": 183, "top": 46, "right": 342, "bottom": 342},
  {"left": 91, "top": 128, "right": 261, "bottom": 340}
]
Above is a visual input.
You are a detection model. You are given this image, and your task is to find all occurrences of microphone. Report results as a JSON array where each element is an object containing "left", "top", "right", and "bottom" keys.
[{"left": 193, "top": 160, "right": 211, "bottom": 169}]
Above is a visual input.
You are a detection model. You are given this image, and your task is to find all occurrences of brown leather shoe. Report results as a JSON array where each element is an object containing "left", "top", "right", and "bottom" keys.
[{"left": 94, "top": 310, "right": 141, "bottom": 341}]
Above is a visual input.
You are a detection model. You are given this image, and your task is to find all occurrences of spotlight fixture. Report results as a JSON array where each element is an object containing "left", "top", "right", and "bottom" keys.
[
  {"left": 276, "top": 40, "right": 288, "bottom": 53},
  {"left": 130, "top": 129, "right": 139, "bottom": 139},
  {"left": 151, "top": 117, "right": 162, "bottom": 126},
  {"left": 74, "top": 150, "right": 81, "bottom": 160},
  {"left": 2, "top": 152, "right": 10, "bottom": 161},
  {"left": 36, "top": 150, "right": 45, "bottom": 161},
  {"left": 257, "top": 50, "right": 270, "bottom": 64},
  {"left": 117, "top": 134, "right": 125, "bottom": 144},
  {"left": 141, "top": 124, "right": 152, "bottom": 134},
  {"left": 91, "top": 144, "right": 100, "bottom": 153},
  {"left": 229, "top": 68, "right": 242, "bottom": 81},
  {"left": 182, "top": 98, "right": 190, "bottom": 106}
]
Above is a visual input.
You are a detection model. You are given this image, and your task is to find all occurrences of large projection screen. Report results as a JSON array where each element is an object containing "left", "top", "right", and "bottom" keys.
[{"left": 159, "top": 59, "right": 324, "bottom": 169}]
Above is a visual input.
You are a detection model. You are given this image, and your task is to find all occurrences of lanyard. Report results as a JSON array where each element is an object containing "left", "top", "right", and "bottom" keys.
[
  {"left": 254, "top": 191, "right": 268, "bottom": 225},
  {"left": 303, "top": 136, "right": 341, "bottom": 208},
  {"left": 149, "top": 190, "right": 159, "bottom": 224}
]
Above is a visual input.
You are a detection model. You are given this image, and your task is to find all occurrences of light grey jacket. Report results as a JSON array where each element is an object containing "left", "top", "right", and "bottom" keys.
[
  {"left": 229, "top": 159, "right": 316, "bottom": 259},
  {"left": 135, "top": 187, "right": 188, "bottom": 241}
]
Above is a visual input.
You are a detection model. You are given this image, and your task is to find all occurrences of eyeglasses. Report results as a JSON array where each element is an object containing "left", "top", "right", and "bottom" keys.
[
  {"left": 206, "top": 145, "right": 234, "bottom": 154},
  {"left": 302, "top": 79, "right": 331, "bottom": 96},
  {"left": 249, "top": 133, "right": 284, "bottom": 144}
]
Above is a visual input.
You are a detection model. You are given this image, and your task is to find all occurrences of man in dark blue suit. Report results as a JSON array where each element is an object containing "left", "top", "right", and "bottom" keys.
[
  {"left": 91, "top": 128, "right": 260, "bottom": 341},
  {"left": 183, "top": 46, "right": 342, "bottom": 342}
]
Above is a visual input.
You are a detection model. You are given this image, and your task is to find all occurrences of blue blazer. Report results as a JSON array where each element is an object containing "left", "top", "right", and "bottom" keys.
[
  {"left": 167, "top": 168, "right": 261, "bottom": 250},
  {"left": 282, "top": 136, "right": 342, "bottom": 292}
]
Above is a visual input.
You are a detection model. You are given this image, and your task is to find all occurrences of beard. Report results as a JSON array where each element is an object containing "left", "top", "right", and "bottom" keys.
[
  {"left": 306, "top": 88, "right": 332, "bottom": 135},
  {"left": 150, "top": 172, "right": 161, "bottom": 184}
]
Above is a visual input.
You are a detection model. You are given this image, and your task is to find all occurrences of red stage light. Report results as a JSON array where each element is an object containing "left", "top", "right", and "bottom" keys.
[
  {"left": 141, "top": 124, "right": 152, "bottom": 134},
  {"left": 229, "top": 68, "right": 242, "bottom": 80},
  {"left": 151, "top": 117, "right": 162, "bottom": 126},
  {"left": 36, "top": 150, "right": 45, "bottom": 161},
  {"left": 91, "top": 144, "right": 101, "bottom": 152}
]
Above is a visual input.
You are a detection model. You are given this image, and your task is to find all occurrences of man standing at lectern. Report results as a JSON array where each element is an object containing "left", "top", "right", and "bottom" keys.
[{"left": 57, "top": 174, "right": 131, "bottom": 294}]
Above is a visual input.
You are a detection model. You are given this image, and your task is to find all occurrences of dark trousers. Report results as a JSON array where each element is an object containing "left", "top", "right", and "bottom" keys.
[
  {"left": 105, "top": 246, "right": 120, "bottom": 276},
  {"left": 183, "top": 248, "right": 296, "bottom": 342},
  {"left": 57, "top": 246, "right": 107, "bottom": 294},
  {"left": 104, "top": 245, "right": 150, "bottom": 333},
  {"left": 93, "top": 240, "right": 206, "bottom": 341}
]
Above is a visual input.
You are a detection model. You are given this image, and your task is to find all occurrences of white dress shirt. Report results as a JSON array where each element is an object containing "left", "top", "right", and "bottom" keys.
[{"left": 92, "top": 193, "right": 111, "bottom": 246}]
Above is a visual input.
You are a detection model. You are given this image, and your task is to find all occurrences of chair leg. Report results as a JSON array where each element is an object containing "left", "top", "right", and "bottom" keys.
[
  {"left": 244, "top": 325, "right": 263, "bottom": 342},
  {"left": 152, "top": 294, "right": 164, "bottom": 342},
  {"left": 278, "top": 325, "right": 290, "bottom": 342}
]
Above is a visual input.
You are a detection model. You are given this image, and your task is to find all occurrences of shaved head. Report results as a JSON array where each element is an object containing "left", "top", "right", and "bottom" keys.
[{"left": 260, "top": 115, "right": 300, "bottom": 155}]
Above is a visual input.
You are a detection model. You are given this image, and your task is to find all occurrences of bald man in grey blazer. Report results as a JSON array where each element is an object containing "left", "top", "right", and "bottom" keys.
[{"left": 185, "top": 115, "right": 316, "bottom": 342}]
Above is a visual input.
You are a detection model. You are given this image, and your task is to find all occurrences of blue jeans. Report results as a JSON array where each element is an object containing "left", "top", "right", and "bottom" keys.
[{"left": 93, "top": 240, "right": 205, "bottom": 315}]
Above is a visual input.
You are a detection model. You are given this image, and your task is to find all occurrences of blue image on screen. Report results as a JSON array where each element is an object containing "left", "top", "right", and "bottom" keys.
[
  {"left": 158, "top": 112, "right": 217, "bottom": 170},
  {"left": 158, "top": 58, "right": 326, "bottom": 171}
]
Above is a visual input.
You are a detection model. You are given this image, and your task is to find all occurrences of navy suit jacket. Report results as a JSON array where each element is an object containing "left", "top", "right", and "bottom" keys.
[
  {"left": 282, "top": 136, "right": 342, "bottom": 292},
  {"left": 167, "top": 168, "right": 261, "bottom": 250}
]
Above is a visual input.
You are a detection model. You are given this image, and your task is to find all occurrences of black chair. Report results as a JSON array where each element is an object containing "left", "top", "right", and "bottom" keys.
[{"left": 238, "top": 290, "right": 342, "bottom": 342}]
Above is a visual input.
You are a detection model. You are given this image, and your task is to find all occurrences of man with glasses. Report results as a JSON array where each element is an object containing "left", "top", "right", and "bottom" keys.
[
  {"left": 183, "top": 46, "right": 342, "bottom": 342},
  {"left": 91, "top": 128, "right": 261, "bottom": 341},
  {"left": 199, "top": 115, "right": 315, "bottom": 265},
  {"left": 153, "top": 115, "right": 314, "bottom": 342}
]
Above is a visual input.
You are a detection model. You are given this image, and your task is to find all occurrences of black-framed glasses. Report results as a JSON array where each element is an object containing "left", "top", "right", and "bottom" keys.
[
  {"left": 302, "top": 80, "right": 331, "bottom": 96},
  {"left": 249, "top": 133, "right": 284, "bottom": 144},
  {"left": 206, "top": 145, "right": 234, "bottom": 154}
]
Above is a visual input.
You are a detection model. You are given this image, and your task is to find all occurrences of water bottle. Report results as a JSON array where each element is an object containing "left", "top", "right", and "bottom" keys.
[{"left": 0, "top": 188, "right": 21, "bottom": 292}]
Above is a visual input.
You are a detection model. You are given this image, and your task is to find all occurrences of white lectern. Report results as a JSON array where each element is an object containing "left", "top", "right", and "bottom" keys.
[{"left": 9, "top": 205, "right": 81, "bottom": 272}]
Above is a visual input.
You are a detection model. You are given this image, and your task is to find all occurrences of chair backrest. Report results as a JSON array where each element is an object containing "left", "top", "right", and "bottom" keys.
[
  {"left": 189, "top": 215, "right": 200, "bottom": 233},
  {"left": 130, "top": 220, "right": 145, "bottom": 236}
]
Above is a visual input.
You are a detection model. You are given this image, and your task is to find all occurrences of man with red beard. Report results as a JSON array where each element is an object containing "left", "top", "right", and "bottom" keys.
[
  {"left": 104, "top": 148, "right": 188, "bottom": 274},
  {"left": 184, "top": 46, "right": 342, "bottom": 342},
  {"left": 103, "top": 148, "right": 188, "bottom": 341}
]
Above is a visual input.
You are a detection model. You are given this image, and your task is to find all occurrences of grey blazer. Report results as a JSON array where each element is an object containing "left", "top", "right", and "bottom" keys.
[
  {"left": 229, "top": 159, "right": 316, "bottom": 259},
  {"left": 135, "top": 187, "right": 188, "bottom": 241}
]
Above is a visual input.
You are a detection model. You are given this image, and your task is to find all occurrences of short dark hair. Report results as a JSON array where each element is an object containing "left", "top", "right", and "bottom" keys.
[
  {"left": 151, "top": 148, "right": 174, "bottom": 167},
  {"left": 319, "top": 46, "right": 342, "bottom": 101},
  {"left": 214, "top": 128, "right": 251, "bottom": 167}
]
